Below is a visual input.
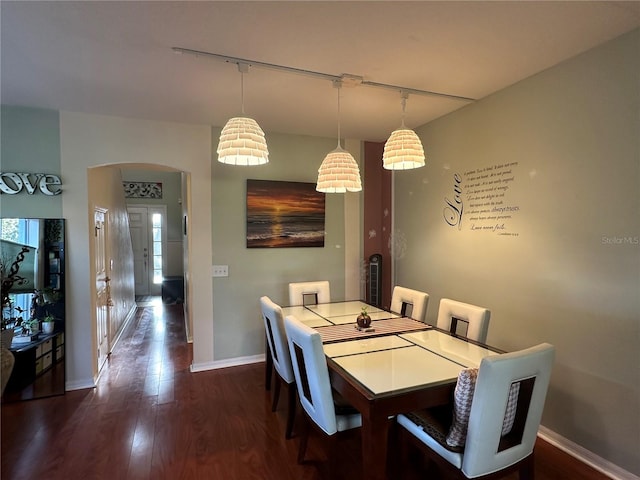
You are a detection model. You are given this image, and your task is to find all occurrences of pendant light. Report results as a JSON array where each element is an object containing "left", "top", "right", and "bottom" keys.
[
  {"left": 382, "top": 91, "right": 425, "bottom": 170},
  {"left": 316, "top": 81, "right": 362, "bottom": 193},
  {"left": 217, "top": 63, "right": 269, "bottom": 166}
]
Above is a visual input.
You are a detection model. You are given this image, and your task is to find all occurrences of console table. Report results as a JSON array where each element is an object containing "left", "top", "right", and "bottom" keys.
[{"left": 6, "top": 332, "right": 65, "bottom": 392}]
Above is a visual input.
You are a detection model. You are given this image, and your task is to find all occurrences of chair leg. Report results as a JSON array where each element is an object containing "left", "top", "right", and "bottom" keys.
[
  {"left": 297, "top": 414, "right": 310, "bottom": 464},
  {"left": 265, "top": 339, "right": 273, "bottom": 391},
  {"left": 285, "top": 381, "right": 297, "bottom": 439},
  {"left": 327, "top": 434, "right": 338, "bottom": 479},
  {"left": 519, "top": 452, "right": 535, "bottom": 480},
  {"left": 396, "top": 423, "right": 409, "bottom": 477},
  {"left": 271, "top": 374, "right": 281, "bottom": 412}
]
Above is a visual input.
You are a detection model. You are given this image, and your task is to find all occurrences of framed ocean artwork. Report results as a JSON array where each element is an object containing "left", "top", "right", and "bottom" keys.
[{"left": 246, "top": 179, "right": 325, "bottom": 248}]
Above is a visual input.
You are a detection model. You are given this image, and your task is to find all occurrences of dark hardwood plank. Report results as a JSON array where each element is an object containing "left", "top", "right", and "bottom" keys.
[{"left": 1, "top": 302, "right": 611, "bottom": 480}]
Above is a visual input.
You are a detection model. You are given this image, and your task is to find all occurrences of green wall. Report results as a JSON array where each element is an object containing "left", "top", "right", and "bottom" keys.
[
  {"left": 211, "top": 129, "right": 348, "bottom": 361},
  {"left": 395, "top": 29, "right": 639, "bottom": 474},
  {"left": 0, "top": 106, "right": 62, "bottom": 217}
]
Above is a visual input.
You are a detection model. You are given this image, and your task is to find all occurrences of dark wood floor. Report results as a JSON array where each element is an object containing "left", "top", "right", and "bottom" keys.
[{"left": 1, "top": 303, "right": 610, "bottom": 480}]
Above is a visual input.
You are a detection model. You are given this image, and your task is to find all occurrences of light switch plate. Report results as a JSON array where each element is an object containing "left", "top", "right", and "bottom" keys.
[{"left": 212, "top": 265, "right": 229, "bottom": 277}]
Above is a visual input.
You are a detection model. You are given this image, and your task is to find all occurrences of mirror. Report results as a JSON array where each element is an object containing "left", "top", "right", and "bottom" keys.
[{"left": 1, "top": 218, "right": 65, "bottom": 402}]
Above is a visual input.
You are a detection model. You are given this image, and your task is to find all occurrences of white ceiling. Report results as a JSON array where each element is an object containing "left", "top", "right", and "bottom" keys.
[{"left": 2, "top": 1, "right": 639, "bottom": 142}]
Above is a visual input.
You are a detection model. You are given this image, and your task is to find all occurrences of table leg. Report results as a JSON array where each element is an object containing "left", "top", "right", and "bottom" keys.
[{"left": 361, "top": 413, "right": 392, "bottom": 480}]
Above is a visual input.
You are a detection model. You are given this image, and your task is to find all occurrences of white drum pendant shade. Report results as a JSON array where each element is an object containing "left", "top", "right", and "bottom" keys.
[
  {"left": 217, "top": 116, "right": 269, "bottom": 166},
  {"left": 382, "top": 127, "right": 425, "bottom": 170},
  {"left": 316, "top": 146, "right": 362, "bottom": 193}
]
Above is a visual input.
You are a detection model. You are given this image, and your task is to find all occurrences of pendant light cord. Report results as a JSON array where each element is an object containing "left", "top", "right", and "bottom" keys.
[
  {"left": 335, "top": 80, "right": 342, "bottom": 149},
  {"left": 241, "top": 70, "right": 245, "bottom": 115},
  {"left": 400, "top": 90, "right": 408, "bottom": 128},
  {"left": 238, "top": 62, "right": 250, "bottom": 116},
  {"left": 337, "top": 82, "right": 342, "bottom": 148}
]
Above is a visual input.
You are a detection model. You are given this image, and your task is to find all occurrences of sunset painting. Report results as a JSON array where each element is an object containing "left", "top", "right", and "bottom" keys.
[{"left": 246, "top": 179, "right": 325, "bottom": 248}]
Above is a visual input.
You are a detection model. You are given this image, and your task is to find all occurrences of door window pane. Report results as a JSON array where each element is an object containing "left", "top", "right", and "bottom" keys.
[{"left": 151, "top": 213, "right": 163, "bottom": 284}]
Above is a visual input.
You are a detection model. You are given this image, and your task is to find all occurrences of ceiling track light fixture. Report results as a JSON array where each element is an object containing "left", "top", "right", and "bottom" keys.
[
  {"left": 316, "top": 80, "right": 362, "bottom": 193},
  {"left": 172, "top": 47, "right": 476, "bottom": 102},
  {"left": 217, "top": 62, "right": 269, "bottom": 166},
  {"left": 383, "top": 91, "right": 426, "bottom": 170},
  {"left": 175, "top": 46, "right": 475, "bottom": 177}
]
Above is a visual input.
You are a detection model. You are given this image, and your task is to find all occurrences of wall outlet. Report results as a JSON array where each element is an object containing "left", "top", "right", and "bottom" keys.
[{"left": 212, "top": 265, "right": 229, "bottom": 277}]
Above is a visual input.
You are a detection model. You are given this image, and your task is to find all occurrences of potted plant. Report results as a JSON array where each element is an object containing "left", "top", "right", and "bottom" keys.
[
  {"left": 42, "top": 313, "right": 55, "bottom": 334},
  {"left": 41, "top": 287, "right": 61, "bottom": 304},
  {"left": 357, "top": 305, "right": 372, "bottom": 329},
  {"left": 1, "top": 300, "right": 28, "bottom": 347},
  {"left": 1, "top": 246, "right": 32, "bottom": 347},
  {"left": 27, "top": 318, "right": 41, "bottom": 334}
]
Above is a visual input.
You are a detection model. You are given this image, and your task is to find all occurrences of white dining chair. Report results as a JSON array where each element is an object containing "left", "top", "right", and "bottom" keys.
[
  {"left": 288, "top": 280, "right": 331, "bottom": 306},
  {"left": 260, "top": 296, "right": 297, "bottom": 439},
  {"left": 436, "top": 298, "right": 490, "bottom": 343},
  {"left": 284, "top": 314, "right": 362, "bottom": 474},
  {"left": 390, "top": 286, "right": 429, "bottom": 322},
  {"left": 397, "top": 343, "right": 555, "bottom": 480}
]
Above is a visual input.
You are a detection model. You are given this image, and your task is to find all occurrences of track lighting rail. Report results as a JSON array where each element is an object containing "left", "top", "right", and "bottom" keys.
[{"left": 172, "top": 47, "right": 476, "bottom": 103}]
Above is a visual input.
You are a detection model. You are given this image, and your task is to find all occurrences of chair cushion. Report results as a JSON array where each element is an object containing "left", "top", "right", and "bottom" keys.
[
  {"left": 397, "top": 413, "right": 464, "bottom": 468},
  {"left": 446, "top": 368, "right": 520, "bottom": 448},
  {"left": 403, "top": 406, "right": 463, "bottom": 453}
]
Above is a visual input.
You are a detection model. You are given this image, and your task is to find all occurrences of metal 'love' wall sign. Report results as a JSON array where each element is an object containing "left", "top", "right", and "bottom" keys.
[{"left": 0, "top": 173, "right": 62, "bottom": 195}]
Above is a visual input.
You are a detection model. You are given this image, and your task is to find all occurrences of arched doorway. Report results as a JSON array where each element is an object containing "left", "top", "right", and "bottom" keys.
[{"left": 87, "top": 164, "right": 192, "bottom": 376}]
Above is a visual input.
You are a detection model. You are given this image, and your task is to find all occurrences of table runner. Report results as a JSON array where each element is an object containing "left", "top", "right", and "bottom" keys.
[{"left": 317, "top": 317, "right": 431, "bottom": 343}]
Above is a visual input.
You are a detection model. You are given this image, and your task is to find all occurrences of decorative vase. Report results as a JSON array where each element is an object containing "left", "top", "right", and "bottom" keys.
[
  {"left": 42, "top": 322, "right": 55, "bottom": 335},
  {"left": 356, "top": 311, "right": 371, "bottom": 329}
]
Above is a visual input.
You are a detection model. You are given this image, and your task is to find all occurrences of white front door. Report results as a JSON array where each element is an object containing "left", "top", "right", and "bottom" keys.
[
  {"left": 128, "top": 205, "right": 165, "bottom": 297},
  {"left": 94, "top": 208, "right": 109, "bottom": 372},
  {"left": 128, "top": 206, "right": 150, "bottom": 295}
]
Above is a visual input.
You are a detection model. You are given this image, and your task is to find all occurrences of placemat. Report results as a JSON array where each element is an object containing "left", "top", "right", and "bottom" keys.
[{"left": 317, "top": 317, "right": 431, "bottom": 343}]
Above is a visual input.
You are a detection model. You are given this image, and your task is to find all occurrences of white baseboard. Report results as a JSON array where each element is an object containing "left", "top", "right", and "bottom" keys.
[
  {"left": 110, "top": 304, "right": 137, "bottom": 351},
  {"left": 190, "top": 353, "right": 265, "bottom": 372},
  {"left": 64, "top": 304, "right": 137, "bottom": 392},
  {"left": 65, "top": 378, "right": 95, "bottom": 391},
  {"left": 538, "top": 426, "right": 639, "bottom": 480}
]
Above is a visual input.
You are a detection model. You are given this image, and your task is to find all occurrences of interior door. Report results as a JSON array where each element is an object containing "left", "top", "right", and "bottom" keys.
[
  {"left": 128, "top": 206, "right": 149, "bottom": 296},
  {"left": 94, "top": 208, "right": 109, "bottom": 371}
]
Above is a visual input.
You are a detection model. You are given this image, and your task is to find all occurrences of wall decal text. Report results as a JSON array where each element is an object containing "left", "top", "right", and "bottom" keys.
[
  {"left": 443, "top": 173, "right": 464, "bottom": 230},
  {"left": 462, "top": 162, "right": 520, "bottom": 236}
]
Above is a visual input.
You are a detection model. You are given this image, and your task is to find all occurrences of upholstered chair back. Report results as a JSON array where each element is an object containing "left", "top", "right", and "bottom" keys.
[
  {"left": 260, "top": 296, "right": 294, "bottom": 384},
  {"left": 436, "top": 298, "right": 490, "bottom": 343},
  {"left": 390, "top": 286, "right": 429, "bottom": 321},
  {"left": 288, "top": 281, "right": 331, "bottom": 306},
  {"left": 284, "top": 315, "right": 338, "bottom": 435},
  {"left": 462, "top": 343, "right": 555, "bottom": 477}
]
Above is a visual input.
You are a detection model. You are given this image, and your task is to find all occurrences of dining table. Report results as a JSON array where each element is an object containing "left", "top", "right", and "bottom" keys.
[{"left": 281, "top": 300, "right": 501, "bottom": 480}]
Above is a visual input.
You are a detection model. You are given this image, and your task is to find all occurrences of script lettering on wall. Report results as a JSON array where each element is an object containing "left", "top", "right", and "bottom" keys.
[
  {"left": 443, "top": 162, "right": 521, "bottom": 236},
  {"left": 443, "top": 173, "right": 464, "bottom": 230},
  {"left": 0, "top": 173, "right": 62, "bottom": 195}
]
